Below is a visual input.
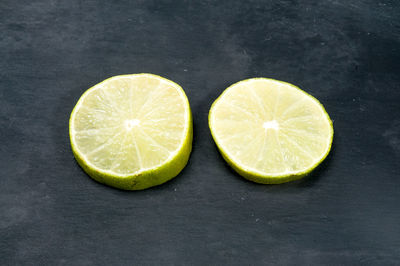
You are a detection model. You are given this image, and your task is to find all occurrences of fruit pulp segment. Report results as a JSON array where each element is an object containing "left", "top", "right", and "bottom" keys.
[
  {"left": 72, "top": 76, "right": 186, "bottom": 175},
  {"left": 211, "top": 79, "right": 332, "bottom": 174}
]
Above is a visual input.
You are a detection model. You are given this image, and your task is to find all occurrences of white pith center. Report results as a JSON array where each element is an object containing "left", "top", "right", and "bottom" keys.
[
  {"left": 125, "top": 119, "right": 140, "bottom": 130},
  {"left": 263, "top": 120, "right": 279, "bottom": 130}
]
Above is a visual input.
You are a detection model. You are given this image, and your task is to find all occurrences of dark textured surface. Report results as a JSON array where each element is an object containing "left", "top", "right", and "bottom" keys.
[{"left": 1, "top": 0, "right": 400, "bottom": 265}]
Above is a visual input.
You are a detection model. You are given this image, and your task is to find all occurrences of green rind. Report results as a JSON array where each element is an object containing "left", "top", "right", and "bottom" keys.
[
  {"left": 209, "top": 77, "right": 334, "bottom": 184},
  {"left": 70, "top": 74, "right": 193, "bottom": 190}
]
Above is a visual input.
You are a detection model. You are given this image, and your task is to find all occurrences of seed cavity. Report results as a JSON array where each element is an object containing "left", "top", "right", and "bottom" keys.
[
  {"left": 125, "top": 119, "right": 140, "bottom": 130},
  {"left": 263, "top": 120, "right": 279, "bottom": 130}
]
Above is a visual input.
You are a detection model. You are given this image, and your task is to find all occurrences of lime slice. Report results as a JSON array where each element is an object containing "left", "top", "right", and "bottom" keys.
[
  {"left": 209, "top": 78, "right": 333, "bottom": 184},
  {"left": 69, "top": 74, "right": 192, "bottom": 190}
]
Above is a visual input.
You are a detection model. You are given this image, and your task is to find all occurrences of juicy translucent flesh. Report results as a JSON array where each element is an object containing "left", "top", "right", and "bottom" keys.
[
  {"left": 71, "top": 75, "right": 187, "bottom": 175},
  {"left": 210, "top": 79, "right": 332, "bottom": 175}
]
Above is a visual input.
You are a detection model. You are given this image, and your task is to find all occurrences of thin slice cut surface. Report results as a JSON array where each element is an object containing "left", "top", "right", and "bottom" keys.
[
  {"left": 209, "top": 78, "right": 333, "bottom": 184},
  {"left": 70, "top": 73, "right": 192, "bottom": 190}
]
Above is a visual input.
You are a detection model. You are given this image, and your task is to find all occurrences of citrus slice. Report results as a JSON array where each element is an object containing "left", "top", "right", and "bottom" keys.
[
  {"left": 69, "top": 74, "right": 192, "bottom": 190},
  {"left": 209, "top": 78, "right": 333, "bottom": 184}
]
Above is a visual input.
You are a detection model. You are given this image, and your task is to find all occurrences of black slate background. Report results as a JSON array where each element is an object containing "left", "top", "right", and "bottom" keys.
[{"left": 1, "top": 0, "right": 400, "bottom": 265}]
